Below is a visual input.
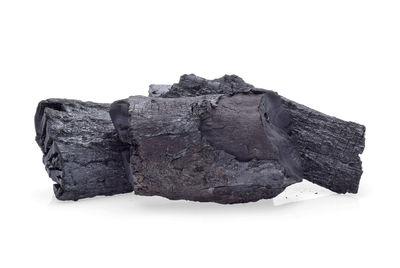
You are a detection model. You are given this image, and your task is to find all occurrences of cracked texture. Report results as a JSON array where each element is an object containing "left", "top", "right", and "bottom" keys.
[
  {"left": 155, "top": 74, "right": 366, "bottom": 194},
  {"left": 111, "top": 92, "right": 302, "bottom": 203},
  {"left": 34, "top": 74, "right": 366, "bottom": 203},
  {"left": 35, "top": 99, "right": 133, "bottom": 200}
]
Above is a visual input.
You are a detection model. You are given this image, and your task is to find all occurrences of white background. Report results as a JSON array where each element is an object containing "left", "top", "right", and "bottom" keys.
[{"left": 0, "top": 1, "right": 399, "bottom": 267}]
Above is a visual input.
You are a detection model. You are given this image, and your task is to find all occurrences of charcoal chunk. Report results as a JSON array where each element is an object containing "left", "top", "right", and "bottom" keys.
[
  {"left": 153, "top": 74, "right": 366, "bottom": 194},
  {"left": 280, "top": 97, "right": 365, "bottom": 193},
  {"left": 110, "top": 92, "right": 302, "bottom": 204},
  {"left": 35, "top": 99, "right": 133, "bottom": 200},
  {"left": 34, "top": 74, "right": 365, "bottom": 203}
]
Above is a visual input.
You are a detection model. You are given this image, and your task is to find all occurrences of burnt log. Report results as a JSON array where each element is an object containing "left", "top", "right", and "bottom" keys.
[
  {"left": 110, "top": 92, "right": 303, "bottom": 204},
  {"left": 153, "top": 74, "right": 366, "bottom": 194},
  {"left": 35, "top": 99, "right": 133, "bottom": 200}
]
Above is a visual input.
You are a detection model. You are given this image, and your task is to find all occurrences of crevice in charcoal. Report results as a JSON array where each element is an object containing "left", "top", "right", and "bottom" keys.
[
  {"left": 109, "top": 100, "right": 130, "bottom": 143},
  {"left": 43, "top": 141, "right": 64, "bottom": 187},
  {"left": 121, "top": 150, "right": 134, "bottom": 186},
  {"left": 34, "top": 100, "right": 66, "bottom": 138},
  {"left": 110, "top": 99, "right": 141, "bottom": 187},
  {"left": 36, "top": 114, "right": 50, "bottom": 152},
  {"left": 53, "top": 183, "right": 64, "bottom": 198},
  {"left": 35, "top": 101, "right": 67, "bottom": 154}
]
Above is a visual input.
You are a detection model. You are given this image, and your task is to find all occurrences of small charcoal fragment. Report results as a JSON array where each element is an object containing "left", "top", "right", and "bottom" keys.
[
  {"left": 148, "top": 84, "right": 171, "bottom": 97},
  {"left": 153, "top": 74, "right": 366, "bottom": 194},
  {"left": 35, "top": 99, "right": 133, "bottom": 200},
  {"left": 110, "top": 92, "right": 302, "bottom": 204}
]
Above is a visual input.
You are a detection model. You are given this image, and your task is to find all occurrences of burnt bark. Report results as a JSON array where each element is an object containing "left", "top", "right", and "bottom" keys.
[
  {"left": 280, "top": 98, "right": 365, "bottom": 193},
  {"left": 35, "top": 99, "right": 133, "bottom": 200},
  {"left": 153, "top": 74, "right": 366, "bottom": 194},
  {"left": 110, "top": 92, "right": 302, "bottom": 204},
  {"left": 160, "top": 74, "right": 254, "bottom": 98}
]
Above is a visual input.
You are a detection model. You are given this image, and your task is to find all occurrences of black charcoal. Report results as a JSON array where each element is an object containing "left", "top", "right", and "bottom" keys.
[
  {"left": 160, "top": 74, "right": 254, "bottom": 98},
  {"left": 110, "top": 92, "right": 303, "bottom": 204},
  {"left": 34, "top": 74, "right": 366, "bottom": 204},
  {"left": 154, "top": 74, "right": 366, "bottom": 194},
  {"left": 35, "top": 99, "right": 133, "bottom": 200}
]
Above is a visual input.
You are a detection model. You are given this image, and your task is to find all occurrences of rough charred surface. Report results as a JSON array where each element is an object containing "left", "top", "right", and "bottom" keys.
[
  {"left": 160, "top": 74, "right": 254, "bottom": 98},
  {"left": 154, "top": 74, "right": 366, "bottom": 194},
  {"left": 35, "top": 99, "right": 133, "bottom": 200},
  {"left": 280, "top": 98, "right": 365, "bottom": 193},
  {"left": 111, "top": 93, "right": 302, "bottom": 204}
]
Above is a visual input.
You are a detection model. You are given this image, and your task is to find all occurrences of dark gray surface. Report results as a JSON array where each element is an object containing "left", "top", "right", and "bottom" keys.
[
  {"left": 35, "top": 99, "right": 133, "bottom": 200},
  {"left": 280, "top": 97, "right": 365, "bottom": 193},
  {"left": 110, "top": 92, "right": 302, "bottom": 204},
  {"left": 154, "top": 74, "right": 366, "bottom": 194},
  {"left": 160, "top": 74, "right": 254, "bottom": 98}
]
